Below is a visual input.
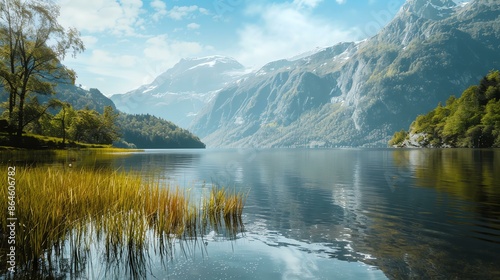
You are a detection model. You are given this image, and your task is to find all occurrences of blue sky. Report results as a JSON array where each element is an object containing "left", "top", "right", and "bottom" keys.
[{"left": 57, "top": 0, "right": 406, "bottom": 96}]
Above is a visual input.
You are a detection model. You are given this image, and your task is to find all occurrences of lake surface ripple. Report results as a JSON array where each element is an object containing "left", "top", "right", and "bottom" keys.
[{"left": 3, "top": 148, "right": 499, "bottom": 279}]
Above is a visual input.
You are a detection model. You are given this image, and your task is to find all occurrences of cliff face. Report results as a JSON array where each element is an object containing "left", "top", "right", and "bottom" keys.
[{"left": 190, "top": 0, "right": 500, "bottom": 147}]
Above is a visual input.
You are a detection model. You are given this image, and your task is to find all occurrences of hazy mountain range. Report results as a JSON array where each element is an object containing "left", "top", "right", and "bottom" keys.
[
  {"left": 107, "top": 0, "right": 498, "bottom": 147},
  {"left": 110, "top": 56, "right": 247, "bottom": 128}
]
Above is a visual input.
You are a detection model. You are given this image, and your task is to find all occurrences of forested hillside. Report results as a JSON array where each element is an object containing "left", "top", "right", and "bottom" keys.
[
  {"left": 0, "top": 99, "right": 206, "bottom": 149},
  {"left": 0, "top": 82, "right": 206, "bottom": 149},
  {"left": 117, "top": 114, "right": 205, "bottom": 149},
  {"left": 390, "top": 70, "right": 500, "bottom": 148}
]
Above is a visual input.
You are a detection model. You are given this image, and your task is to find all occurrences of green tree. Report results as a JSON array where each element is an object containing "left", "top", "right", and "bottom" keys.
[
  {"left": 0, "top": 0, "right": 84, "bottom": 140},
  {"left": 68, "top": 109, "right": 99, "bottom": 143},
  {"left": 481, "top": 99, "right": 500, "bottom": 147},
  {"left": 388, "top": 129, "right": 408, "bottom": 146},
  {"left": 100, "top": 106, "right": 120, "bottom": 144},
  {"left": 66, "top": 107, "right": 120, "bottom": 145},
  {"left": 442, "top": 86, "right": 482, "bottom": 145},
  {"left": 389, "top": 70, "right": 500, "bottom": 148},
  {"left": 21, "top": 96, "right": 59, "bottom": 134},
  {"left": 480, "top": 70, "right": 500, "bottom": 100},
  {"left": 48, "top": 100, "right": 72, "bottom": 145}
]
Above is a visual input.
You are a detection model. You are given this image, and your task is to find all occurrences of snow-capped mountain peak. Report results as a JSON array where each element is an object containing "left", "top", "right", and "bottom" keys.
[
  {"left": 179, "top": 56, "right": 241, "bottom": 70},
  {"left": 452, "top": 0, "right": 470, "bottom": 7},
  {"left": 144, "top": 55, "right": 245, "bottom": 93},
  {"left": 402, "top": 0, "right": 471, "bottom": 20},
  {"left": 110, "top": 56, "right": 246, "bottom": 128}
]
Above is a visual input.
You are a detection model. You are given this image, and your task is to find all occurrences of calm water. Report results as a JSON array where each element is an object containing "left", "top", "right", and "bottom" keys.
[{"left": 3, "top": 148, "right": 500, "bottom": 279}]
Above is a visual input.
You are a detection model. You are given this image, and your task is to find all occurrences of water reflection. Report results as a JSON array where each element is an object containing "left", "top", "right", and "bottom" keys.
[
  {"left": 190, "top": 148, "right": 500, "bottom": 279},
  {"left": 361, "top": 149, "right": 500, "bottom": 279},
  {"left": 2, "top": 148, "right": 499, "bottom": 279},
  {"left": 0, "top": 149, "right": 132, "bottom": 170}
]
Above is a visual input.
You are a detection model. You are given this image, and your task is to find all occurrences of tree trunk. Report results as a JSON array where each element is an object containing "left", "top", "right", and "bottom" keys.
[
  {"left": 16, "top": 93, "right": 25, "bottom": 140},
  {"left": 61, "top": 108, "right": 66, "bottom": 146},
  {"left": 8, "top": 89, "right": 15, "bottom": 121},
  {"left": 8, "top": 89, "right": 16, "bottom": 143}
]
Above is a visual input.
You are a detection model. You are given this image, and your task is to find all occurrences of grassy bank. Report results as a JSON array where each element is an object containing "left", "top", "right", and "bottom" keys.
[
  {"left": 0, "top": 149, "right": 140, "bottom": 170},
  {"left": 0, "top": 132, "right": 132, "bottom": 150},
  {"left": 0, "top": 132, "right": 96, "bottom": 150},
  {"left": 0, "top": 166, "right": 245, "bottom": 278}
]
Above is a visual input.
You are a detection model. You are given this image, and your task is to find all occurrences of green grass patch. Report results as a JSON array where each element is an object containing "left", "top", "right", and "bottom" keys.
[
  {"left": 0, "top": 132, "right": 140, "bottom": 150},
  {"left": 0, "top": 166, "right": 246, "bottom": 278}
]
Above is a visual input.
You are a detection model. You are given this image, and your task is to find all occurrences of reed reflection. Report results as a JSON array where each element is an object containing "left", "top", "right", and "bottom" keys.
[{"left": 0, "top": 165, "right": 245, "bottom": 279}]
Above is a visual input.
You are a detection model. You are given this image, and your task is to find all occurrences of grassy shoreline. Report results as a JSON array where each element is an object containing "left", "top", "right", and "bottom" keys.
[
  {"left": 0, "top": 132, "right": 139, "bottom": 151},
  {"left": 0, "top": 165, "right": 245, "bottom": 279}
]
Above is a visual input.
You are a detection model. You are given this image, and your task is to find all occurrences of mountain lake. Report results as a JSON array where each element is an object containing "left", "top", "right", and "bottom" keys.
[{"left": 1, "top": 148, "right": 499, "bottom": 279}]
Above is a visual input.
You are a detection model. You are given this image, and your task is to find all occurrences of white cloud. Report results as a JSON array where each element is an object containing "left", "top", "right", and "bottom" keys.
[
  {"left": 199, "top": 8, "right": 209, "bottom": 15},
  {"left": 150, "top": 0, "right": 166, "bottom": 10},
  {"left": 293, "top": 0, "right": 323, "bottom": 9},
  {"left": 234, "top": 2, "right": 357, "bottom": 68},
  {"left": 150, "top": 0, "right": 167, "bottom": 21},
  {"left": 57, "top": 0, "right": 143, "bottom": 35},
  {"left": 80, "top": 36, "right": 98, "bottom": 48},
  {"left": 336, "top": 0, "right": 347, "bottom": 4},
  {"left": 62, "top": 48, "right": 143, "bottom": 95},
  {"left": 142, "top": 35, "right": 210, "bottom": 82},
  {"left": 187, "top": 23, "right": 201, "bottom": 30},
  {"left": 65, "top": 35, "right": 206, "bottom": 94},
  {"left": 89, "top": 49, "right": 140, "bottom": 70},
  {"left": 144, "top": 35, "right": 204, "bottom": 62},
  {"left": 167, "top": 5, "right": 208, "bottom": 20}
]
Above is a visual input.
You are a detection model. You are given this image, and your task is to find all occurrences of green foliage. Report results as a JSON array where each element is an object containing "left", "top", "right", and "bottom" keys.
[
  {"left": 117, "top": 114, "right": 205, "bottom": 149},
  {"left": 482, "top": 99, "right": 500, "bottom": 147},
  {"left": 390, "top": 70, "right": 500, "bottom": 148},
  {"left": 36, "top": 105, "right": 119, "bottom": 145},
  {"left": 1, "top": 97, "right": 205, "bottom": 149},
  {"left": 2, "top": 103, "right": 206, "bottom": 149},
  {"left": 0, "top": 0, "right": 84, "bottom": 137},
  {"left": 388, "top": 129, "right": 408, "bottom": 146}
]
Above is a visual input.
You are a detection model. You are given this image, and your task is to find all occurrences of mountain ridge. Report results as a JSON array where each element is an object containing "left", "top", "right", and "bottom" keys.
[
  {"left": 110, "top": 55, "right": 247, "bottom": 128},
  {"left": 189, "top": 0, "right": 500, "bottom": 147}
]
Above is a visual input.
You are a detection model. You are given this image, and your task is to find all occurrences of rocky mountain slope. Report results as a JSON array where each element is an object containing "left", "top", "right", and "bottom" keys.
[
  {"left": 51, "top": 85, "right": 115, "bottom": 113},
  {"left": 0, "top": 82, "right": 115, "bottom": 114},
  {"left": 190, "top": 0, "right": 500, "bottom": 147},
  {"left": 111, "top": 56, "right": 246, "bottom": 128}
]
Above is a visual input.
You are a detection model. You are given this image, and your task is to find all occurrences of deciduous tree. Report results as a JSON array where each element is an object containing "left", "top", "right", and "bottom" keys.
[{"left": 0, "top": 0, "right": 84, "bottom": 141}]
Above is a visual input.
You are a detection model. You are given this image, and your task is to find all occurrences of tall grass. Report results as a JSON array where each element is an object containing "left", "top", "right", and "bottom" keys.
[
  {"left": 0, "top": 166, "right": 246, "bottom": 279},
  {"left": 202, "top": 186, "right": 246, "bottom": 239}
]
